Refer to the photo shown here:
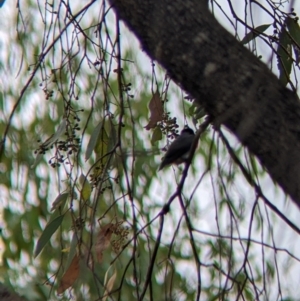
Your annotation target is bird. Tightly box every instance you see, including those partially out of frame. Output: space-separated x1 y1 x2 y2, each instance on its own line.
159 126 195 170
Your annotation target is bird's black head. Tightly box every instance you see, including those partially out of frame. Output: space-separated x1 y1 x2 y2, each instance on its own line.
181 126 194 135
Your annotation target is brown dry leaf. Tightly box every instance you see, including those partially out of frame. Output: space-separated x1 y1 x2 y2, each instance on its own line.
144 91 164 130
57 254 80 295
95 224 114 263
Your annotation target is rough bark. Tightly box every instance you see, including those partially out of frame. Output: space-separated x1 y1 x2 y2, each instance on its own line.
109 0 300 206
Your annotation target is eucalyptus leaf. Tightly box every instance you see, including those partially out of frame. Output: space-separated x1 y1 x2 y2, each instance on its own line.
151 126 162 145
85 121 103 161
34 215 64 258
79 174 92 201
241 24 271 45
50 192 69 212
277 25 292 86
286 17 300 47
43 118 67 147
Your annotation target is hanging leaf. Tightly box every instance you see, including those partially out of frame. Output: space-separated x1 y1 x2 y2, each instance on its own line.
85 121 103 161
95 127 110 171
65 233 79 269
144 91 164 130
34 215 64 257
287 17 300 47
88 119 114 184
79 174 92 201
189 102 206 120
277 25 293 86
57 254 80 294
286 17 300 64
95 224 114 263
188 102 196 116
31 119 67 168
107 122 117 152
241 24 271 45
50 192 69 212
104 123 117 169
94 126 109 155
43 118 67 147
30 152 43 169
151 126 162 145
103 264 117 301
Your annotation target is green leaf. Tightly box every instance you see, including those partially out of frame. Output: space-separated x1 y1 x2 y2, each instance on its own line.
93 122 111 171
266 260 275 278
30 152 43 169
43 118 67 147
151 126 162 145
287 17 300 47
85 121 103 161
79 174 92 201
287 17 300 64
244 288 254 301
189 102 206 120
31 119 67 168
50 192 69 212
95 126 109 155
107 123 117 152
34 215 64 258
277 25 293 86
188 103 196 116
65 233 79 269
241 24 271 45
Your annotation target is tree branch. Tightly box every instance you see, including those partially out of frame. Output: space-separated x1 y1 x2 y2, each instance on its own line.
109 0 300 206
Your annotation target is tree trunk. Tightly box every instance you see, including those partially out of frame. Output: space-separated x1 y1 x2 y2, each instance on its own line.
109 0 300 206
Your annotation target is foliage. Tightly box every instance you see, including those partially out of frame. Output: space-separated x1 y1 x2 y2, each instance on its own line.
1 1 300 301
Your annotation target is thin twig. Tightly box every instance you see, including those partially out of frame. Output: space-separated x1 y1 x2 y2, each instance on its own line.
218 129 300 236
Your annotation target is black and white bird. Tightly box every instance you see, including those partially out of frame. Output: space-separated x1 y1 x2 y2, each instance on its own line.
159 126 195 170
